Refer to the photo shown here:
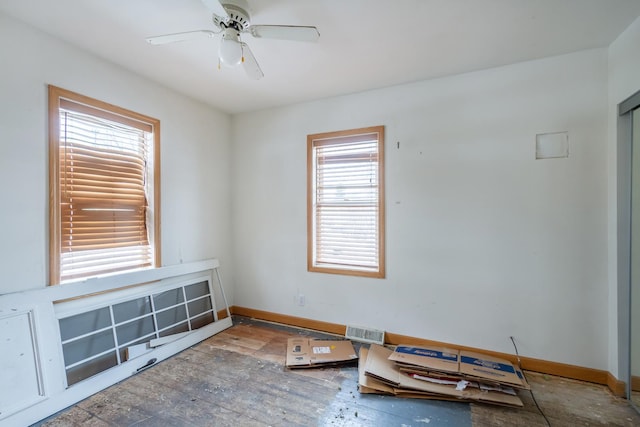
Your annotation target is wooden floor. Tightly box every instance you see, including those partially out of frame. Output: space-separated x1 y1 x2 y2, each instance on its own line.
39 316 640 426
632 391 640 409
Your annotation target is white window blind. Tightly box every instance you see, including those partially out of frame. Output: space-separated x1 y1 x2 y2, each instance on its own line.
58 104 153 282
308 126 385 277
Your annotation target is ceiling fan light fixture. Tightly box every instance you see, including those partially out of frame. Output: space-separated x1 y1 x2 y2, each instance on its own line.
219 28 242 66
147 0 319 79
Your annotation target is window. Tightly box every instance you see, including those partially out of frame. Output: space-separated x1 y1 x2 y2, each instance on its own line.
58 280 214 386
307 126 385 278
48 86 160 284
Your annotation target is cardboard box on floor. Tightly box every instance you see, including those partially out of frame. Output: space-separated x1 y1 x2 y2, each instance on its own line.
459 350 529 389
389 344 530 390
358 347 461 401
389 344 459 375
362 344 524 407
285 338 358 368
357 347 394 395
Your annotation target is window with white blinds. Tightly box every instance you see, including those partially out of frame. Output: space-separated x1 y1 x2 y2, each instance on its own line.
49 86 160 284
307 126 385 278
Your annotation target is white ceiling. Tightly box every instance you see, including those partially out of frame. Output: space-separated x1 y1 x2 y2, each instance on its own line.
2 0 640 114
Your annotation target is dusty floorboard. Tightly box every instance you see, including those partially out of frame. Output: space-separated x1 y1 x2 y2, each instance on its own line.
38 316 640 426
470 371 639 427
632 391 640 409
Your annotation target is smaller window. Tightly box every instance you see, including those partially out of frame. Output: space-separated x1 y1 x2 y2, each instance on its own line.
307 126 385 278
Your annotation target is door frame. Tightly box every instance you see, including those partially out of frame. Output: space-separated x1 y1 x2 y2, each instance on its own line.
618 88 640 404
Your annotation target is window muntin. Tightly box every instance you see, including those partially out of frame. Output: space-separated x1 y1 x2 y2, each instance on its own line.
307 126 385 278
49 86 160 284
57 279 215 386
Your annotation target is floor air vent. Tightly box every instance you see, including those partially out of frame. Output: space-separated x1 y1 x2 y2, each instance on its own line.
345 325 385 345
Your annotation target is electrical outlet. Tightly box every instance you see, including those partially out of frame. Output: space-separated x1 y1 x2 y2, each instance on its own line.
297 294 305 306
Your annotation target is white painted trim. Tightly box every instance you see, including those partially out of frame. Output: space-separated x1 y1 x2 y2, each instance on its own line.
149 331 191 347
7 317 233 427
54 272 212 317
0 259 231 427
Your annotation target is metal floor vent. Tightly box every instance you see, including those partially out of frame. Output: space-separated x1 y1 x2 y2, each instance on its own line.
345 325 385 345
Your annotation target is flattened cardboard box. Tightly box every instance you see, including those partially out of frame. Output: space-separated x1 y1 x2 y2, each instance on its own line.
389 345 529 390
364 344 523 407
365 344 467 397
358 347 394 395
285 338 358 368
388 344 459 374
459 351 525 388
359 347 459 401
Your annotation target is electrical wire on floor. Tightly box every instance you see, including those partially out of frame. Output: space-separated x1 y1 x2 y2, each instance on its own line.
510 336 551 427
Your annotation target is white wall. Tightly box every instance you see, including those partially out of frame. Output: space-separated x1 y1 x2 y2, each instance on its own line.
0 13 234 300
232 49 609 370
0 7 626 374
608 16 640 378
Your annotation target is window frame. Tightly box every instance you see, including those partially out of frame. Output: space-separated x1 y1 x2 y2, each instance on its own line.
307 125 385 278
48 85 161 285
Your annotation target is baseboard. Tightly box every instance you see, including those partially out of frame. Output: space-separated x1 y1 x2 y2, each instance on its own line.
217 307 231 320
632 375 640 392
230 306 346 335
610 372 628 396
228 305 628 397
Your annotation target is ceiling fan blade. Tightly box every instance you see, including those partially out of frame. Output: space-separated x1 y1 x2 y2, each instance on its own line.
240 42 264 80
146 30 217 45
249 25 320 42
201 0 228 18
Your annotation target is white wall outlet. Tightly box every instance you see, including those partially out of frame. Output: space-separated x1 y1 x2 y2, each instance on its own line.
297 294 305 306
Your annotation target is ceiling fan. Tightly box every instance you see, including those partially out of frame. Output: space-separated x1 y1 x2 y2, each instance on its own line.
146 0 320 80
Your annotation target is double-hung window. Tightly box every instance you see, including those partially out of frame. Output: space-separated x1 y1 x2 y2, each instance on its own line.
307 126 385 278
48 85 160 284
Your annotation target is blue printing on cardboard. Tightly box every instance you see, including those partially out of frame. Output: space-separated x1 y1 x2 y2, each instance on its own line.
395 346 458 362
460 356 516 374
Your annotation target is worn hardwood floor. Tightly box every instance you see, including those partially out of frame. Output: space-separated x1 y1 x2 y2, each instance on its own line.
631 391 640 409
38 316 640 426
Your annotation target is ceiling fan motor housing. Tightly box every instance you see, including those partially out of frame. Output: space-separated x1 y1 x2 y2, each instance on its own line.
213 3 251 32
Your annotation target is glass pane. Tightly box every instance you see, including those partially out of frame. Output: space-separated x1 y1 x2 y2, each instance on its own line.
191 312 215 330
156 305 187 330
59 307 111 341
187 297 212 317
158 322 189 337
185 281 210 301
113 296 152 324
153 288 184 310
62 329 115 367
116 315 155 346
66 351 118 386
